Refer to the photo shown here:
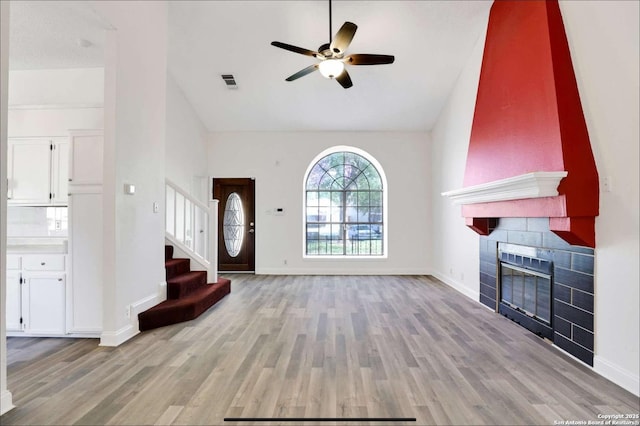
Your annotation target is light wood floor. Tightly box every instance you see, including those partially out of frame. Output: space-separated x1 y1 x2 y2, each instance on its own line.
1 275 638 425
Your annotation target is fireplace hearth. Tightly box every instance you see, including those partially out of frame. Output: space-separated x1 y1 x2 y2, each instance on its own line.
479 218 595 366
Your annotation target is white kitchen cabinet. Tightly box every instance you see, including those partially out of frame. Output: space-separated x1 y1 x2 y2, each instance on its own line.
51 140 69 204
23 274 66 335
5 254 67 336
6 270 23 332
67 129 103 334
69 130 103 186
7 137 69 205
68 192 103 333
7 139 51 204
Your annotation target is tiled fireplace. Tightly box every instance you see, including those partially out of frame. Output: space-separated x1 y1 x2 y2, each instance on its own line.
479 217 595 366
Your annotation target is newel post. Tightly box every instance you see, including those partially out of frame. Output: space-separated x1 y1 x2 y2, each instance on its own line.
208 199 219 283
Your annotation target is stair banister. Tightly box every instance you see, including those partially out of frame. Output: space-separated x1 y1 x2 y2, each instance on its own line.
165 178 219 283
208 199 219 283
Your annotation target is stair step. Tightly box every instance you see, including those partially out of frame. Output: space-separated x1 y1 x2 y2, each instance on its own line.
165 245 174 261
138 278 231 331
165 258 190 280
167 270 207 299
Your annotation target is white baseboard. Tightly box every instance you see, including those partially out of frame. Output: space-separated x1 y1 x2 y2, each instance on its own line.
594 355 640 397
0 389 14 415
100 284 166 347
431 270 480 301
100 324 137 347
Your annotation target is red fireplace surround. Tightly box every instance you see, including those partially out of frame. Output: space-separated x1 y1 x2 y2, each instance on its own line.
452 0 599 248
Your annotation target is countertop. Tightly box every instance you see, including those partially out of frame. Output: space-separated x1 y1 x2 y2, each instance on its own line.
7 238 68 254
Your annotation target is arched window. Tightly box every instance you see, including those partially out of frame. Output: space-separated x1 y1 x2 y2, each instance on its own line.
304 146 387 257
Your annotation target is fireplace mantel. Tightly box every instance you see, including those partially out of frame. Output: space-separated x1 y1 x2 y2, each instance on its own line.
441 171 568 205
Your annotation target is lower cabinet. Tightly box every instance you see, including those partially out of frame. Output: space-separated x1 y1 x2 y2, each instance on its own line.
5 270 22 332
23 274 66 334
5 254 67 335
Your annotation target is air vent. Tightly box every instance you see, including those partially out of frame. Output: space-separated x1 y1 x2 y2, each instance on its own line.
221 74 238 89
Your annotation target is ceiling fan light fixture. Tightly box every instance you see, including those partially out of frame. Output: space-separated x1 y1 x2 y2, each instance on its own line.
318 59 345 79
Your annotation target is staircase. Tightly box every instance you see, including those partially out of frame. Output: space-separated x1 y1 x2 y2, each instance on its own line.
138 245 231 331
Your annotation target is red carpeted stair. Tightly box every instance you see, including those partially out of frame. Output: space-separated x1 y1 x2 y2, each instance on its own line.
138 245 231 331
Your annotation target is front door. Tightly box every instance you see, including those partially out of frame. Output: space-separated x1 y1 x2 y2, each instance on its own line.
213 178 255 272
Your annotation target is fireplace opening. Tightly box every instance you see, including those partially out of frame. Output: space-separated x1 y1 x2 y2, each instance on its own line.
498 243 553 340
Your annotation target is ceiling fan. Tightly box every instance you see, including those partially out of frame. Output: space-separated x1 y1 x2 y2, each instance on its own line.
271 0 395 89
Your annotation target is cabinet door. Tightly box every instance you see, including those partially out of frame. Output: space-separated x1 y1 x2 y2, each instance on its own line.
69 193 103 333
8 139 52 204
51 139 69 205
6 271 23 332
69 131 103 185
24 274 66 334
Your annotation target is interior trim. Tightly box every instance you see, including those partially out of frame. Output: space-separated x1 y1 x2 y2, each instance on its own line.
441 171 568 205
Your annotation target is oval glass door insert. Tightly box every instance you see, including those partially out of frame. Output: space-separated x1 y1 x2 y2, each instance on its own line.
223 192 245 257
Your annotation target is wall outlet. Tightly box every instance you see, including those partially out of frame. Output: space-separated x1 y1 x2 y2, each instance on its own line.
283 259 288 265
125 305 131 319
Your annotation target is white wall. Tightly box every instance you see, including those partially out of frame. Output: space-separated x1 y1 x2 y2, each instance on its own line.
430 14 488 302
165 73 208 200
209 132 431 275
8 68 104 106
559 0 640 395
92 1 168 346
7 68 104 137
0 0 14 416
431 1 639 395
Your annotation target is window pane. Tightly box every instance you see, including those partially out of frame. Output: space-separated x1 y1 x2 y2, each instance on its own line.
345 191 359 207
306 206 320 221
370 207 383 222
319 172 335 189
223 192 245 258
357 191 370 207
306 191 319 206
307 165 325 189
370 191 382 207
357 207 369 222
364 165 383 189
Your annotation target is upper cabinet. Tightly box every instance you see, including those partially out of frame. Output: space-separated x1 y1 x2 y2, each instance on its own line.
8 137 69 206
68 130 103 186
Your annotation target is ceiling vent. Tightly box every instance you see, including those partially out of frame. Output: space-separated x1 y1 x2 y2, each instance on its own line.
221 74 238 89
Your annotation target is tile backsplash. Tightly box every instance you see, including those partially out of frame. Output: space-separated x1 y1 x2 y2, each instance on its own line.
7 206 68 237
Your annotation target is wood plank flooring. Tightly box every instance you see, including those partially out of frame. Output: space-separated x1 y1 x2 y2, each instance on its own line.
1 275 638 425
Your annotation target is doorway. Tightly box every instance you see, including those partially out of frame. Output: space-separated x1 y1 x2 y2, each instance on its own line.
213 178 255 272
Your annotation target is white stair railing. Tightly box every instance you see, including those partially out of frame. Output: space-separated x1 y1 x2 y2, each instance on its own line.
165 179 218 283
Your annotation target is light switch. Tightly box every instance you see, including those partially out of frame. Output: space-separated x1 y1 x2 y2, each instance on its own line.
124 183 135 195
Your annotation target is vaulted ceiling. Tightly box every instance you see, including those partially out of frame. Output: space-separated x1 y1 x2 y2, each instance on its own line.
8 0 493 133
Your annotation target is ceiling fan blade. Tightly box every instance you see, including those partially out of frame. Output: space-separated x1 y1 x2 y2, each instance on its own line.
271 41 321 58
345 54 395 65
330 22 357 56
285 64 319 82
335 69 353 89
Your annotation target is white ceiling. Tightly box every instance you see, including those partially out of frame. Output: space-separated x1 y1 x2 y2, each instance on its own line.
9 0 493 133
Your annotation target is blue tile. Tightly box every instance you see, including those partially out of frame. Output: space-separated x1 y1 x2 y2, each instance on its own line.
572 253 594 274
